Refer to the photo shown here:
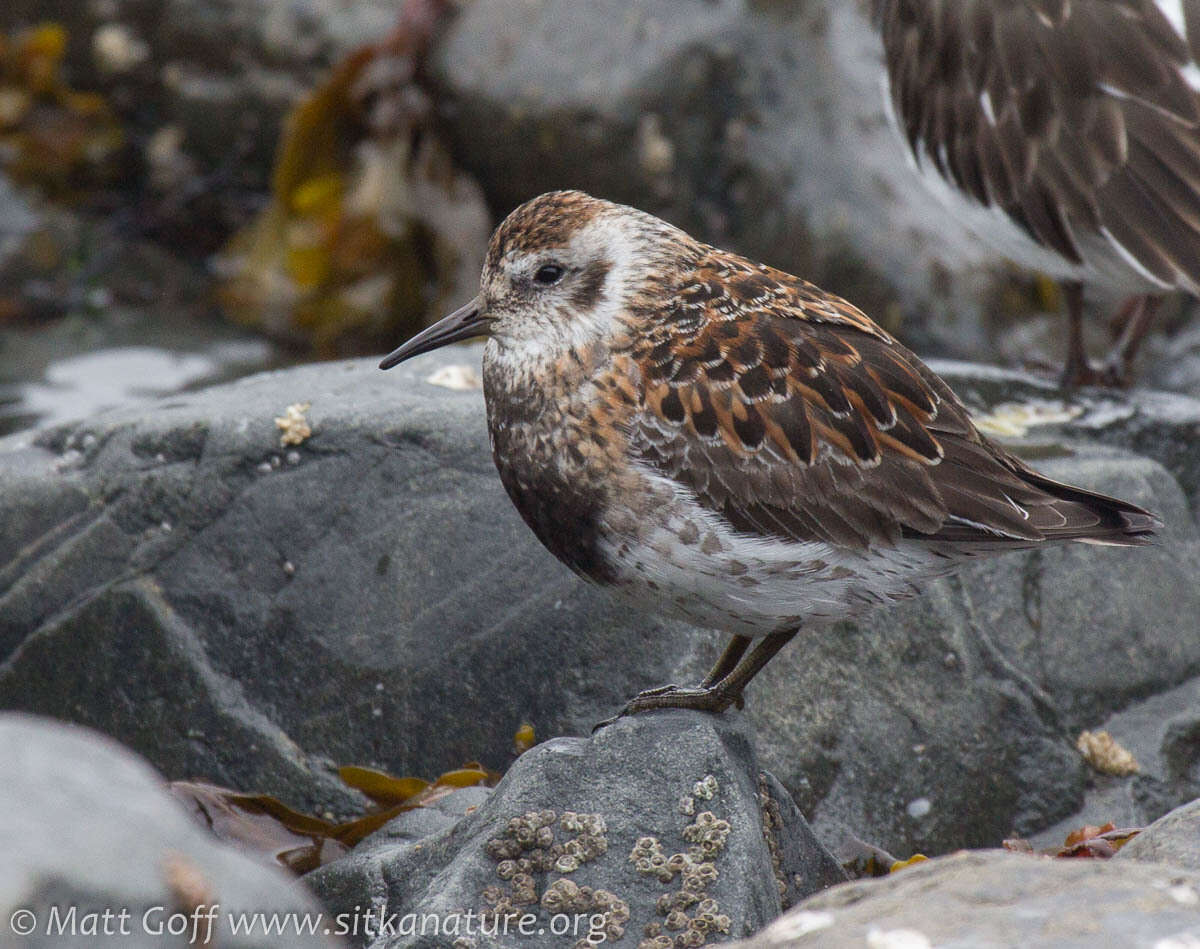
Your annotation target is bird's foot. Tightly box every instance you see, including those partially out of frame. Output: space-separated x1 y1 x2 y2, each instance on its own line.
1058 355 1130 390
1056 292 1156 390
592 683 743 732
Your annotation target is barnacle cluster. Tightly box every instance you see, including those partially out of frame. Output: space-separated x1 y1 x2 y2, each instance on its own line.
631 775 734 949
639 892 732 949
682 812 731 860
757 774 791 905
541 879 631 945
482 809 624 944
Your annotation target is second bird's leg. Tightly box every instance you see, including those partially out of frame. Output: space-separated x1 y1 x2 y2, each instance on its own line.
595 629 799 727
1059 284 1160 388
1099 294 1160 387
1058 280 1093 389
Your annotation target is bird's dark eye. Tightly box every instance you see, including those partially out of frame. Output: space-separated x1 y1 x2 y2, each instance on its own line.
533 264 565 285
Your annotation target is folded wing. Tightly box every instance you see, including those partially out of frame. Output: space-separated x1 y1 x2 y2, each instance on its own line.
626 254 1158 551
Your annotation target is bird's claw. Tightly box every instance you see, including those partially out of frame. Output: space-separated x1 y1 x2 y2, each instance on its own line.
1058 358 1131 390
592 683 740 732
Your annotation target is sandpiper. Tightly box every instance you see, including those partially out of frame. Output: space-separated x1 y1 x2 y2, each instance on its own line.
874 0 1200 387
380 190 1158 718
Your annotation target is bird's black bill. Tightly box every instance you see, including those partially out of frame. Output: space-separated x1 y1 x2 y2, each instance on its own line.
379 297 487 369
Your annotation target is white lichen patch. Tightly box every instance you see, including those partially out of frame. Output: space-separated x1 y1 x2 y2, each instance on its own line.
971 399 1082 438
762 910 834 942
274 401 312 446
1155 935 1200 949
906 797 932 820
637 113 675 176
426 363 482 390
1166 884 1200 906
92 23 149 74
1076 729 1140 776
866 927 933 949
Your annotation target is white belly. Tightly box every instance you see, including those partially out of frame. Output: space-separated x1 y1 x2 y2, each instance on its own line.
598 467 947 636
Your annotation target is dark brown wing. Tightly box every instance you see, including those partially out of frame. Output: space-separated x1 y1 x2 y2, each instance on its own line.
876 0 1200 287
624 254 1158 551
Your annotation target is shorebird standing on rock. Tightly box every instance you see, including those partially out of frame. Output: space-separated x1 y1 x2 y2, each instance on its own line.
874 0 1200 387
380 190 1158 720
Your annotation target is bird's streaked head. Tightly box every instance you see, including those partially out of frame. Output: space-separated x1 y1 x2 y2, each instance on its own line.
379 190 688 370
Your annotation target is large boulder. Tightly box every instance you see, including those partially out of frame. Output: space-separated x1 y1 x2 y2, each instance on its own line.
0 714 336 948
1 348 1197 857
0 346 714 815
735 850 1200 948
307 709 846 949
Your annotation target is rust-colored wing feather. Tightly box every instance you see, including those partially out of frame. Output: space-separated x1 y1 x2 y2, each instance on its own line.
876 0 1200 289
623 252 1157 551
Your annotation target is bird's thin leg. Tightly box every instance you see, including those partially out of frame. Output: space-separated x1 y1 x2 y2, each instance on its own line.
1100 294 1160 387
1106 295 1140 341
700 634 752 688
704 628 797 701
594 629 799 728
1058 280 1092 388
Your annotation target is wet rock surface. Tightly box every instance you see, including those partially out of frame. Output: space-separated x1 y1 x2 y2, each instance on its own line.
0 713 335 948
1 347 1198 860
737 850 1200 948
306 709 846 949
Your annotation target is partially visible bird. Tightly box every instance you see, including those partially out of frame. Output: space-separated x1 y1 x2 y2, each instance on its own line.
380 190 1158 719
874 0 1200 387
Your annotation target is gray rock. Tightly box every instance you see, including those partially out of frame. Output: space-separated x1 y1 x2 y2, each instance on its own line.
1146 320 1200 400
737 850 1200 948
0 346 716 816
0 713 335 948
1029 676 1200 848
1118 798 1200 872
306 709 846 949
1 350 1197 856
